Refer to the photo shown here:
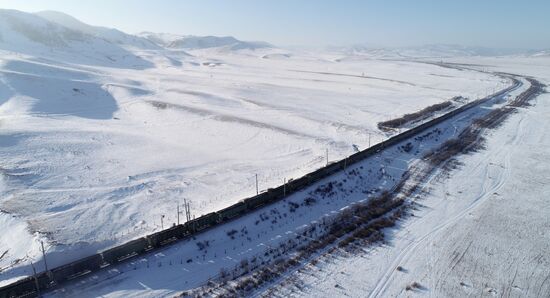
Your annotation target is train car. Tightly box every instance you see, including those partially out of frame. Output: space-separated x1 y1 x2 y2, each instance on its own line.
101 237 149 264
308 166 331 182
188 212 218 232
0 277 36 298
146 225 186 248
261 188 279 205
51 254 103 283
217 201 247 221
266 185 285 203
35 272 52 292
286 175 309 192
243 192 270 210
324 160 343 175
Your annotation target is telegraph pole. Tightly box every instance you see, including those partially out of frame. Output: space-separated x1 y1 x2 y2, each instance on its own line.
177 203 180 225
344 156 347 171
31 261 40 296
40 241 48 272
326 148 329 166
255 174 259 195
161 215 165 230
283 178 286 196
368 133 371 148
184 199 191 222
184 199 187 221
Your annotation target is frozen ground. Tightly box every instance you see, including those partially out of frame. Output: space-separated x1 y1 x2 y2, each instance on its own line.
0 10 508 286
37 65 524 297
268 59 550 297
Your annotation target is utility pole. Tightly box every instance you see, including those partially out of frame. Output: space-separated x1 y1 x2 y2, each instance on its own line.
255 174 259 195
40 241 48 272
161 215 165 230
184 199 191 222
177 203 180 225
187 201 191 221
369 133 371 148
283 178 286 196
184 199 187 222
326 148 329 166
31 261 40 296
344 156 347 171
183 199 187 222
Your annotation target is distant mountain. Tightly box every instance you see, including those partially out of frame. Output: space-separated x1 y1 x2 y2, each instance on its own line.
0 9 86 49
531 50 550 57
137 31 182 48
140 32 273 51
333 44 541 59
35 11 160 50
0 9 155 68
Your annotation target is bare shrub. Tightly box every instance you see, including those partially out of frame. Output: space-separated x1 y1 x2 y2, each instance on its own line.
378 100 454 131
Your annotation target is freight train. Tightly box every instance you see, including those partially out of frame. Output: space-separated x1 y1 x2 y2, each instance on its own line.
0 77 520 298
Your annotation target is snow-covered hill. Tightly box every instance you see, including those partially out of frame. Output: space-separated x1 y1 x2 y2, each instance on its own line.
531 49 550 57
2 9 548 296
140 32 272 51
0 9 154 68
35 10 160 50
333 44 544 60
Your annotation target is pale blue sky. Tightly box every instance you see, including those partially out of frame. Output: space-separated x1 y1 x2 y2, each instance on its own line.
0 0 548 48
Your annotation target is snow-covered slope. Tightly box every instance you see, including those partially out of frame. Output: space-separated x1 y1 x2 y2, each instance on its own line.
0 9 532 292
0 9 154 68
36 72 528 297
288 92 550 298
531 49 550 57
137 31 182 47
333 44 542 60
265 59 550 297
140 32 272 51
35 10 160 50
0 9 87 49
171 35 271 50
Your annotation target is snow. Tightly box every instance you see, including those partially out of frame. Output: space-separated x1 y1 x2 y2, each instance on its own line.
35 11 160 50
328 44 547 60
264 60 550 297
1 9 546 296
138 32 272 51
0 45 503 282
42 73 524 297
0 9 155 68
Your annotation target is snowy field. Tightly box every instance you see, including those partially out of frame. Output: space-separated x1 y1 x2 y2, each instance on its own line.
35 64 525 297
0 10 510 286
267 58 550 297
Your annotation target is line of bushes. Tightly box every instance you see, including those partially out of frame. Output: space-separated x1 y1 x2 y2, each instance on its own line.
378 99 458 131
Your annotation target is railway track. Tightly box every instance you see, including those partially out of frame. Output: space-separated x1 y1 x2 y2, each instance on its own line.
0 71 527 298
368 76 545 298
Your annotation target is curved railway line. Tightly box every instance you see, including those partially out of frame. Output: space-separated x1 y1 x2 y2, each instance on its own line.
1 68 543 298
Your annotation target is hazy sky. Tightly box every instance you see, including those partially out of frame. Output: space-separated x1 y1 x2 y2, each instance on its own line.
0 0 549 48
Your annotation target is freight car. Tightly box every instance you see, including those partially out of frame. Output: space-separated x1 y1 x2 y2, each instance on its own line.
146 225 185 248
0 277 36 298
51 254 103 283
217 201 247 221
101 237 149 264
187 212 218 232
